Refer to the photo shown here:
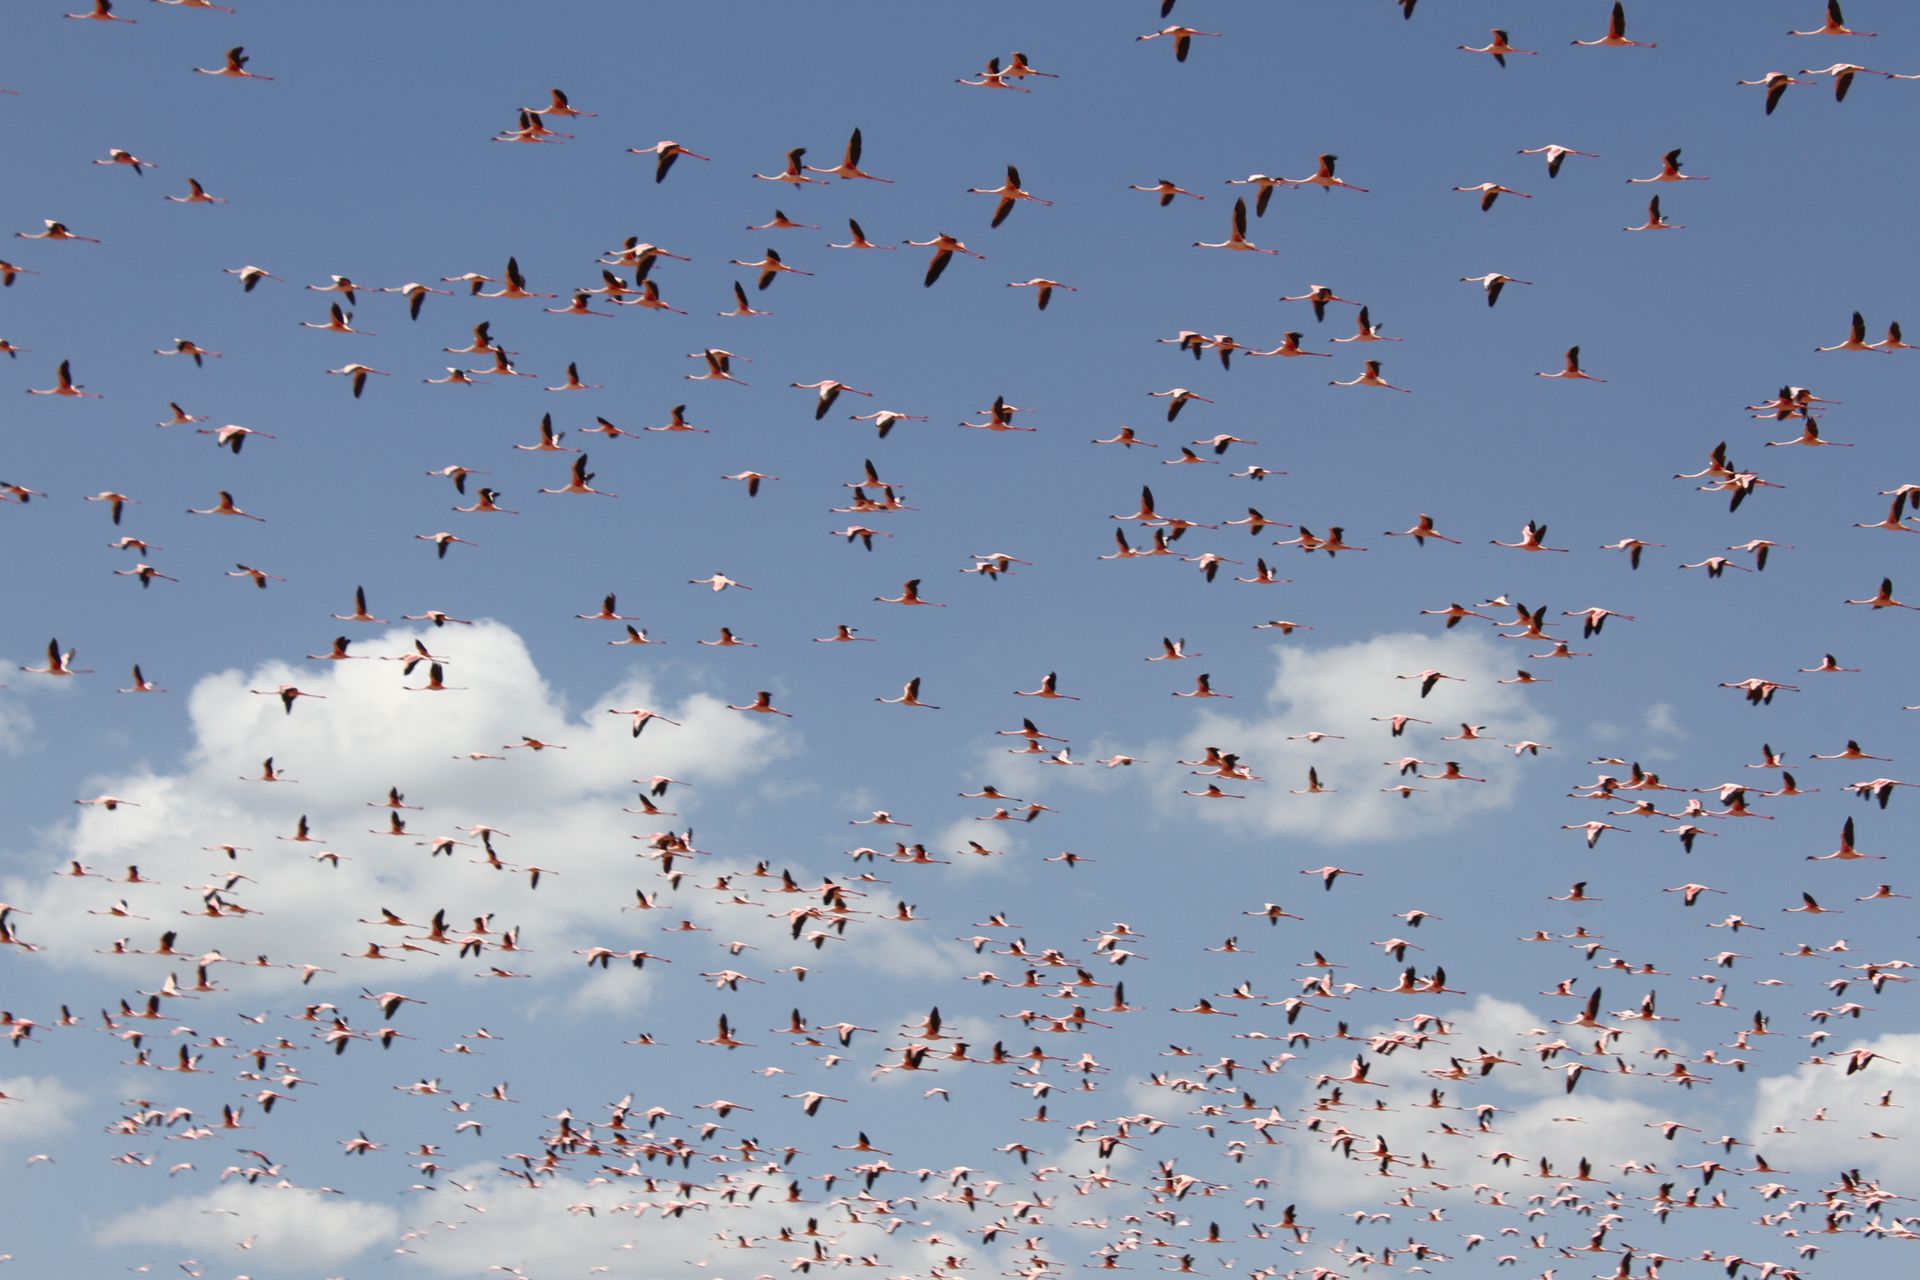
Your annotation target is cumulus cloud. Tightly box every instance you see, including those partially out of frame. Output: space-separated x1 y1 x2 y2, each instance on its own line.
1138 630 1553 842
100 1181 400 1268
1748 1032 1920 1186
1244 993 1718 1212
0 621 796 983
0 696 32 757
0 1075 84 1146
391 1164 1006 1280
1644 702 1685 739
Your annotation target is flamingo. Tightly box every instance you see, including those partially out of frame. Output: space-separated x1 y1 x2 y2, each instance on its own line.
722 471 777 497
1329 360 1410 393
1799 62 1893 101
753 147 826 188
1284 154 1367 194
968 165 1052 227
1536 346 1605 382
804 128 892 182
198 424 274 454
955 56 1028 92
118 664 164 693
875 579 944 607
1791 2 1876 37
16 219 100 243
1007 279 1074 310
851 410 926 438
1816 312 1877 352
478 256 552 300
415 532 476 559
1460 273 1532 307
1518 144 1599 178
828 218 895 250
1003 51 1057 80
1149 388 1213 421
1247 333 1329 359
66 0 134 19
1872 321 1917 352
905 234 983 286
1454 183 1531 211
1737 71 1808 114
1624 195 1683 231
21 639 91 676
1194 199 1273 252
93 147 154 175
1224 173 1293 217
746 209 820 231
26 360 101 398
727 692 791 718
627 141 710 183
1130 179 1203 206
1572 3 1655 49
1331 306 1399 343
718 281 772 317
186 489 264 521
877 678 939 710
326 364 389 398
193 46 271 79
300 303 374 336
1627 149 1708 183
165 178 226 204
1137 27 1220 62
1461 29 1537 67
687 348 749 385
1845 578 1919 610
1387 515 1461 547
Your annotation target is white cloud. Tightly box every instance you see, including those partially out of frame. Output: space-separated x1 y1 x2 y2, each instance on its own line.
1141 631 1552 843
0 1074 84 1146
0 696 32 757
391 1165 1009 1280
0 621 796 983
928 817 1024 879
100 1181 400 1268
555 961 664 1018
1749 1032 1920 1186
1644 702 1684 739
1212 993 1722 1213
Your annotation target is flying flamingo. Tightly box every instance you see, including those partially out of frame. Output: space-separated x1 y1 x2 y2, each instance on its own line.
1460 273 1532 307
1799 63 1894 100
1790 2 1875 37
1330 360 1410 392
1461 29 1537 67
967 165 1052 227
828 219 895 250
905 234 983 286
1537 346 1605 382
627 141 710 183
1136 26 1220 62
804 129 892 182
1284 154 1367 194
1737 71 1808 114
26 360 100 398
193 46 272 79
1519 144 1599 178
1194 199 1273 252
1572 4 1655 49
1624 195 1683 231
1454 183 1530 212
1129 179 1203 206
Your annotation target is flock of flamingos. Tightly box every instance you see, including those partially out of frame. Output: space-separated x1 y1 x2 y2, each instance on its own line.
4 2 1920 1279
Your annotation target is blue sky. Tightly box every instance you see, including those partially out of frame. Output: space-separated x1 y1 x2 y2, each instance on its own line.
3 2 1920 1277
